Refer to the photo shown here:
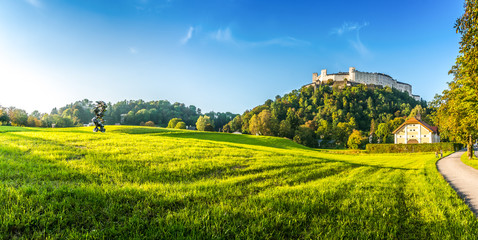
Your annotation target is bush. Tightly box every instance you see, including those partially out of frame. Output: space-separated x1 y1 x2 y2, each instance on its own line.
293 126 317 148
196 116 214 131
145 121 155 127
204 124 214 132
347 130 362 149
175 121 186 129
167 118 182 128
366 142 463 153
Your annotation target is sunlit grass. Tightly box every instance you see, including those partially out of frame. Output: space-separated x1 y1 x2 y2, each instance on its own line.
461 152 478 170
0 125 477 239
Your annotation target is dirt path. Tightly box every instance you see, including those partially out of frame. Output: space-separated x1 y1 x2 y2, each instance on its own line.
437 150 478 216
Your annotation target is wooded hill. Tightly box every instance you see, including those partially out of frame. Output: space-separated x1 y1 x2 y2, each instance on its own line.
58 99 238 131
224 84 430 148
1 99 237 132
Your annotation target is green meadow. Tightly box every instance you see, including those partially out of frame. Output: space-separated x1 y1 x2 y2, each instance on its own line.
461 153 478 170
0 126 477 239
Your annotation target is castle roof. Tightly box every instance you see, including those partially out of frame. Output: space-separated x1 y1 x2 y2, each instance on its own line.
328 72 349 75
397 81 411 86
356 70 393 79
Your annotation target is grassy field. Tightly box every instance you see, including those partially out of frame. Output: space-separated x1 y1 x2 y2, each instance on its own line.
0 126 477 239
461 152 478 170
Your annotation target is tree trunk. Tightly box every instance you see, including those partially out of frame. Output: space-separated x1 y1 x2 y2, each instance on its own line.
467 134 474 159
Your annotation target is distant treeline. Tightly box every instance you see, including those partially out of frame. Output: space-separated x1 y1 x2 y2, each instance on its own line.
0 99 237 131
223 84 432 148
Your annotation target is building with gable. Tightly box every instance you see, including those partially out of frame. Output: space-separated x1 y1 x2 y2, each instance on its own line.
392 117 440 144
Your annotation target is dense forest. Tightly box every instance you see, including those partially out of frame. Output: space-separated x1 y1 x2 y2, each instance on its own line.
0 99 237 131
223 84 432 148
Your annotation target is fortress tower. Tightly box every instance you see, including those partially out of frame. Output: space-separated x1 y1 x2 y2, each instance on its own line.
349 67 356 81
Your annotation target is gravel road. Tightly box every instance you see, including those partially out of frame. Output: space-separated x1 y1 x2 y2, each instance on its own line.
437 150 478 217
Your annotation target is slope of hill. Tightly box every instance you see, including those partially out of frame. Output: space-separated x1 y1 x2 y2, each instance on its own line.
225 84 430 148
0 126 476 239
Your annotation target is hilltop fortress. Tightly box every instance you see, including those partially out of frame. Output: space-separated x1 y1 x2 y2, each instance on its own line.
308 67 421 101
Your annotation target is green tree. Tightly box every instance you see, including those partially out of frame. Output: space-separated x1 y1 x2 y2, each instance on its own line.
258 109 278 136
168 118 182 128
370 118 377 135
27 116 42 127
333 122 352 146
248 114 261 135
293 126 317 148
196 115 214 131
8 108 28 126
408 105 425 119
230 115 243 132
437 0 478 159
388 118 405 133
375 123 390 143
175 121 186 129
316 119 331 140
278 120 294 139
347 129 363 149
0 108 9 125
204 124 214 131
222 124 231 133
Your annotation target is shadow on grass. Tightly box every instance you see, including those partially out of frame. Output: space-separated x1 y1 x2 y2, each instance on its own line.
109 126 307 150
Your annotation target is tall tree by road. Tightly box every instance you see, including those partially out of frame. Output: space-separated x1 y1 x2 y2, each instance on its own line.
437 0 478 159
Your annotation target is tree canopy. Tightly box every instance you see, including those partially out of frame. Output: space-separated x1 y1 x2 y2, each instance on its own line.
227 84 426 148
435 0 478 159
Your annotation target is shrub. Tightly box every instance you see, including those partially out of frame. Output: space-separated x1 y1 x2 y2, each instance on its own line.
293 126 317 148
223 124 231 133
204 124 214 132
175 121 186 129
347 130 362 149
366 142 463 153
145 121 155 127
197 116 214 131
167 118 182 128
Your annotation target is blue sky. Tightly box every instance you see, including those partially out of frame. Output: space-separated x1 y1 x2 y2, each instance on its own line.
0 0 463 114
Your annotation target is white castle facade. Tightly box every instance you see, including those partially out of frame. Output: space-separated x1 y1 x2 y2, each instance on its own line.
310 67 421 101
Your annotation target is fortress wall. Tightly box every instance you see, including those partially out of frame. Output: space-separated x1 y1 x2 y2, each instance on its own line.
318 73 350 82
311 67 419 100
330 74 349 82
354 71 381 85
395 83 412 94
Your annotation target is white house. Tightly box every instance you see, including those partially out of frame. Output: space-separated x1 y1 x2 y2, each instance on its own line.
392 117 440 144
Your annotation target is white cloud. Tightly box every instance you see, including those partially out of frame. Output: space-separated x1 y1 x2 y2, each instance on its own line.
349 33 369 56
25 0 42 8
180 27 194 44
212 27 234 42
254 36 310 47
129 47 138 54
331 22 369 35
209 27 308 47
331 21 371 57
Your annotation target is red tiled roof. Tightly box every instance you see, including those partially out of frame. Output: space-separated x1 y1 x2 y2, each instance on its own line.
392 117 438 134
